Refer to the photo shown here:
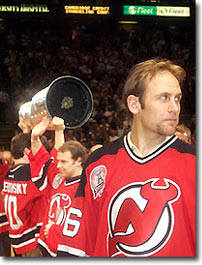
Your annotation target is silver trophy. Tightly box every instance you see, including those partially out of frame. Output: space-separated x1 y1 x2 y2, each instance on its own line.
19 76 93 129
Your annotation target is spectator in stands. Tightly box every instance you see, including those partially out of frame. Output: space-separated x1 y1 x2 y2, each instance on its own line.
0 20 195 149
175 123 192 144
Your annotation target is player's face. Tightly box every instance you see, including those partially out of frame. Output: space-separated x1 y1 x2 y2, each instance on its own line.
57 151 78 179
139 71 182 137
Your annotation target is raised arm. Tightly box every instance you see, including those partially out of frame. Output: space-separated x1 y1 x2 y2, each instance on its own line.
52 117 65 150
18 117 31 133
31 116 51 155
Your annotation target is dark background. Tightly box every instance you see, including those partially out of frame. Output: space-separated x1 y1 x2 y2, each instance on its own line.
0 0 196 148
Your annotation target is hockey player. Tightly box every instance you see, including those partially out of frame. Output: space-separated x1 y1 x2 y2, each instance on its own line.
29 116 88 256
0 152 11 256
3 132 49 256
57 58 196 257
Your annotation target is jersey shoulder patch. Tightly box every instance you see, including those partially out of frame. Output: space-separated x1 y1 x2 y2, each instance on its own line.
52 174 63 189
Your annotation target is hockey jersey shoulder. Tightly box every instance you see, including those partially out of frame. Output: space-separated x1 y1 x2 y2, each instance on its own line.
75 137 124 198
169 138 195 155
5 164 31 182
88 137 124 165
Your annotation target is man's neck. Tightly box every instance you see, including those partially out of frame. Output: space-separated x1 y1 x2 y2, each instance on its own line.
129 130 168 157
65 168 82 180
13 157 29 167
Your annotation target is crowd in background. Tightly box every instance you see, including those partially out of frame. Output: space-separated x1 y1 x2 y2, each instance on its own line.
0 19 196 149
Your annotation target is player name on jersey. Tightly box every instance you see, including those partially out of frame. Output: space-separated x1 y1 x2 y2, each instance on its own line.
3 181 27 194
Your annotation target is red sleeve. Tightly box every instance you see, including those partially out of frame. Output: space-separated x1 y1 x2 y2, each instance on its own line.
28 145 51 178
0 161 9 233
0 161 9 187
0 195 9 233
47 223 63 254
50 148 58 163
29 145 57 193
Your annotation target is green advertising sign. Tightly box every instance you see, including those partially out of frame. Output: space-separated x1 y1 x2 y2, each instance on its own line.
123 5 157 16
123 5 190 17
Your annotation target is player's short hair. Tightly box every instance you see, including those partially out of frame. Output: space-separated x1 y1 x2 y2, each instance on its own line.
11 133 31 159
58 140 88 167
122 58 186 110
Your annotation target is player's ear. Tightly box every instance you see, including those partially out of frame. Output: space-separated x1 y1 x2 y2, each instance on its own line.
23 147 30 156
75 157 82 167
127 95 141 115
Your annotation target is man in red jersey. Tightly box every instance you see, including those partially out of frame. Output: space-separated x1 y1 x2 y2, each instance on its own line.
28 116 88 256
0 152 11 256
57 58 196 257
3 131 49 256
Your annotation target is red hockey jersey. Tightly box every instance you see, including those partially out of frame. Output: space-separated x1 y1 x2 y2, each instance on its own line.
57 135 196 257
0 196 9 234
3 158 52 254
0 159 9 187
38 175 81 256
28 145 81 256
0 159 9 234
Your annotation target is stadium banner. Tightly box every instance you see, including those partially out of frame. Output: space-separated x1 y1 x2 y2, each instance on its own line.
64 5 110 15
123 5 190 17
0 4 50 13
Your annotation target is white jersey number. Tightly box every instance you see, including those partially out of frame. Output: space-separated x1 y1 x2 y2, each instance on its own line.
63 207 82 237
4 194 23 230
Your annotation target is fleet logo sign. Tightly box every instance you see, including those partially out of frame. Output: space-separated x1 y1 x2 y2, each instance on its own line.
157 6 190 17
123 5 190 17
125 6 156 16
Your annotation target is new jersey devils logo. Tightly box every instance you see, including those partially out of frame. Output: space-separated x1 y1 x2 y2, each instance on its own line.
107 178 181 257
49 193 71 225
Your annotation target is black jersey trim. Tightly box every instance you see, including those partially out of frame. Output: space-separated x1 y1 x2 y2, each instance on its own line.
38 238 56 257
0 213 8 225
65 176 81 186
169 138 195 155
38 243 52 257
74 172 86 198
57 250 78 257
32 158 53 190
75 138 124 198
5 164 31 182
87 137 124 166
9 223 42 246
124 135 178 164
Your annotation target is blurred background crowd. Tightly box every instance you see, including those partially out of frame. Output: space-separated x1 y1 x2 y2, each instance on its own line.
0 1 196 151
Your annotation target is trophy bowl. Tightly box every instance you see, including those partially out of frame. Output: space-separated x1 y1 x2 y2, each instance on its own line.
19 76 94 129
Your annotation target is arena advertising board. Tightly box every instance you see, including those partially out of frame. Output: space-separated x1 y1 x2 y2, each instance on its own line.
123 5 190 17
64 5 110 15
0 4 50 13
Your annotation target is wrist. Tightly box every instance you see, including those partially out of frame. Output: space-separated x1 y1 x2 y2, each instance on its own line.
23 128 31 133
31 137 40 143
55 126 65 131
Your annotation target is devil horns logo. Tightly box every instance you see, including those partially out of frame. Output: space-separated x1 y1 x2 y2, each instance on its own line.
49 194 71 225
107 178 181 257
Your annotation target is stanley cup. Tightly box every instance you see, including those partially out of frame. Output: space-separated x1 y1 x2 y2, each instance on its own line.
19 76 93 129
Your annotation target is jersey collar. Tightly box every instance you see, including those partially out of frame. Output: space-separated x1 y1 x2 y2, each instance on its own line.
65 175 81 186
124 132 178 164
